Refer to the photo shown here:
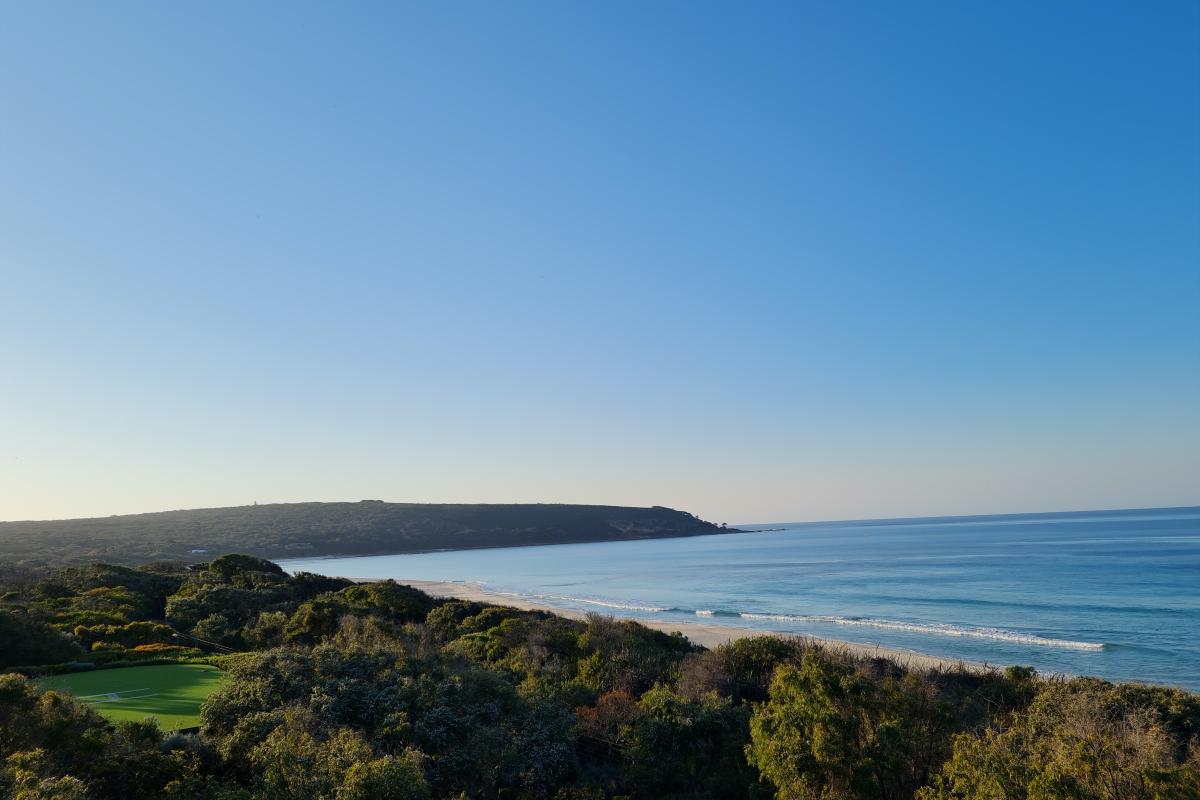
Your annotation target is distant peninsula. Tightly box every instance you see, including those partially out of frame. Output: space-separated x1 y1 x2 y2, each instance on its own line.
0 501 741 567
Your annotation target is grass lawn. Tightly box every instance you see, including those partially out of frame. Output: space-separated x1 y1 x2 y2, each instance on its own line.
37 663 227 730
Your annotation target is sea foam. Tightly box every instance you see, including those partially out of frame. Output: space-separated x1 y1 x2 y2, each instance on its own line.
482 586 1103 651
538 594 673 613
737 613 1104 650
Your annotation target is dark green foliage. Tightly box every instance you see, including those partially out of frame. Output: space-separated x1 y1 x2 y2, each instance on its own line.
0 674 104 775
246 708 431 800
747 651 959 800
620 685 758 799
291 571 356 601
0 502 735 566
0 673 236 800
285 582 436 643
31 564 186 615
71 620 176 649
576 615 696 695
208 554 286 581
0 610 82 668
679 635 809 703
3 555 1197 800
425 600 488 641
165 555 334 649
338 749 432 800
919 678 1200 800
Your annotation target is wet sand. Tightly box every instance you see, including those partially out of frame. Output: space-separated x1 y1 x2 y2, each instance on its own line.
399 578 987 674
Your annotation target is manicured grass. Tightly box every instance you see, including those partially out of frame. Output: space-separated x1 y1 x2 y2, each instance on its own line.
37 664 227 730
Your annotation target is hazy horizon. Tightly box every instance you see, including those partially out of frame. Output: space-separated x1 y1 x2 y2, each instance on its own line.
4 497 1199 529
3 2 1198 524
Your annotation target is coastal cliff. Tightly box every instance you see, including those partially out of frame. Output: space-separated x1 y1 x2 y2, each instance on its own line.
0 501 739 566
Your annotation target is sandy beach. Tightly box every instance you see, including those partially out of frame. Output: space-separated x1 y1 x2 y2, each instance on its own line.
398 578 987 674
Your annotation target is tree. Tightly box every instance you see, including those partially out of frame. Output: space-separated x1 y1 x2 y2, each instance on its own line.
576 615 695 694
508 702 577 798
207 554 286 582
284 582 435 644
336 751 430 800
192 613 242 649
249 710 432 800
2 750 89 800
747 652 951 800
0 611 82 668
621 685 757 799
679 635 805 704
0 676 204 799
919 679 1200 800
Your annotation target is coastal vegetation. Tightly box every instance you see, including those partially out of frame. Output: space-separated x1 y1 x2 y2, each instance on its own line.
2 554 1197 799
0 502 733 567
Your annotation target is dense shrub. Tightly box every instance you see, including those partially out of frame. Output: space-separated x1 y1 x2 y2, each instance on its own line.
919 679 1200 800
3 556 1198 800
0 610 82 669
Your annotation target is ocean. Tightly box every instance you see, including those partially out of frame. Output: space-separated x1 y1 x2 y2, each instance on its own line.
279 506 1200 691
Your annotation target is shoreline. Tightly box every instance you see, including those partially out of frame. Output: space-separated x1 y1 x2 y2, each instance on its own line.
266 526 748 565
395 578 989 674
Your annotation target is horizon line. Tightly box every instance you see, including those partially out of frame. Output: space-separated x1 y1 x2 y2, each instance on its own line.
2 499 1196 529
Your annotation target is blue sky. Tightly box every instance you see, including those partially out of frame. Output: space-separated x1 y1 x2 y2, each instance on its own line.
2 2 1197 523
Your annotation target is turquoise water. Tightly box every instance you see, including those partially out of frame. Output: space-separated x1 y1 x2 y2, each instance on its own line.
280 506 1200 690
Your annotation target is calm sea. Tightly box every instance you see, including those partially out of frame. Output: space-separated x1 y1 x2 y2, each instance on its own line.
279 506 1200 691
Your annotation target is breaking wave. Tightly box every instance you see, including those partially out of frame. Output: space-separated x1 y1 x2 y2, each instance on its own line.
486 587 1105 651
537 594 674 613
737 613 1104 650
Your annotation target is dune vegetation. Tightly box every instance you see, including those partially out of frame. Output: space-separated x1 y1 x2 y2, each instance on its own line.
1 554 1197 799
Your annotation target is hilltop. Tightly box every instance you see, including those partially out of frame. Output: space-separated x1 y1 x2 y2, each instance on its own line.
0 501 737 566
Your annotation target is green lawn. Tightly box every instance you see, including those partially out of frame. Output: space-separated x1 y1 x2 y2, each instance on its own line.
38 664 227 730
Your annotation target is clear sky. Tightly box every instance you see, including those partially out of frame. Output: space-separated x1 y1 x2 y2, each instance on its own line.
2 2 1198 524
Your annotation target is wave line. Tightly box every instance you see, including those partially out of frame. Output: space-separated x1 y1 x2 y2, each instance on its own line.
537 594 673 613
738 613 1104 650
